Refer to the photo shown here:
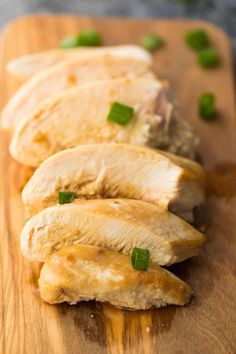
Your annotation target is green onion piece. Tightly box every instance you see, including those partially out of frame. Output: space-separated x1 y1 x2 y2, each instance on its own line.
77 29 102 46
131 247 150 271
60 36 80 49
60 29 102 49
198 93 216 121
107 102 134 126
198 48 220 68
185 29 209 51
142 35 164 52
59 191 76 204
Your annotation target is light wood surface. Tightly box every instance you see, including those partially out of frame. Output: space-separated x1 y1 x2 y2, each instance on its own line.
0 15 236 354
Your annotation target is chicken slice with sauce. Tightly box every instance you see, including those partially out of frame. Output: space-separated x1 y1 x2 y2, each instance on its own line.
1 53 153 131
7 45 152 81
10 77 174 167
39 244 192 309
22 144 205 221
20 199 205 265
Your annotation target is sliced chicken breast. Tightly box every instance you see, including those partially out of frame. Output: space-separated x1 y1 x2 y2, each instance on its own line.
22 144 206 221
1 54 153 131
39 244 192 309
10 78 173 167
7 45 152 81
21 199 205 265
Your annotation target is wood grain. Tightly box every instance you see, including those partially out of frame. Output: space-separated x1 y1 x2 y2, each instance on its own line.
0 15 236 354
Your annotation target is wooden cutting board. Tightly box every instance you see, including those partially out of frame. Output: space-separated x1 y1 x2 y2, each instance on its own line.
0 15 236 354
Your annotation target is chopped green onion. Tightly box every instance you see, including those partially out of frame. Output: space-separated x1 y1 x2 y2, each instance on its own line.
198 48 220 68
77 29 102 46
131 247 150 271
60 29 102 49
142 35 164 52
60 36 80 49
107 102 134 126
185 29 209 51
198 93 216 121
59 191 76 204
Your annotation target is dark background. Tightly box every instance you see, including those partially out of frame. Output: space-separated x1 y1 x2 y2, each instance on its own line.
0 0 235 58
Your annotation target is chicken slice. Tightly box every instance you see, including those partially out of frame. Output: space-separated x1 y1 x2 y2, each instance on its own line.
22 144 205 221
1 54 153 131
39 244 192 309
21 198 205 265
10 77 173 167
7 45 152 81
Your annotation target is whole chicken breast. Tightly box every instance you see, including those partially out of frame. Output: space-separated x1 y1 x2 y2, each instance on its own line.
39 244 192 309
21 199 205 265
7 45 152 81
10 77 173 167
22 144 205 221
1 53 153 131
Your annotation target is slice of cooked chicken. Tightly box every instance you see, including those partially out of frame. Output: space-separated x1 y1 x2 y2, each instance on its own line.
1 54 153 131
20 199 205 265
22 144 205 221
7 45 152 81
10 77 173 167
39 244 192 309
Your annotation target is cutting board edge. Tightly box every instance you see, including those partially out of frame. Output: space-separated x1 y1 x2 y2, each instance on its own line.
0 13 234 50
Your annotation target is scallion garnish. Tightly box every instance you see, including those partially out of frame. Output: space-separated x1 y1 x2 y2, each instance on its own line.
131 247 150 271
141 35 164 52
198 93 216 121
77 29 102 46
60 29 102 49
107 102 134 126
59 191 75 204
185 29 209 51
198 48 220 68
